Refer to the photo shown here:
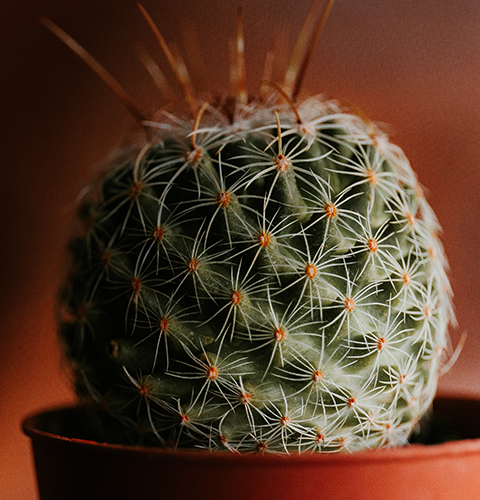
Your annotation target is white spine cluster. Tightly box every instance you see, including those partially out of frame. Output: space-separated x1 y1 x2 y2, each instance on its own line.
60 96 453 453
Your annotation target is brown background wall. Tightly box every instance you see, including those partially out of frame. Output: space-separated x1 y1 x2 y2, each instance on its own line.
2 0 480 497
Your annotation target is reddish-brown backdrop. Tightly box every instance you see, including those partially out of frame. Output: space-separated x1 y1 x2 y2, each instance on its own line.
2 0 480 498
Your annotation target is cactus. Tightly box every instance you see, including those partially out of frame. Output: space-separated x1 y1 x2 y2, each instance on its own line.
53 1 453 453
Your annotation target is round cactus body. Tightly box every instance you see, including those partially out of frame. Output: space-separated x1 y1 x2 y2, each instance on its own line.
60 93 453 453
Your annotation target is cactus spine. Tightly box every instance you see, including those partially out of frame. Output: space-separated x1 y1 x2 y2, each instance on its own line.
55 1 453 453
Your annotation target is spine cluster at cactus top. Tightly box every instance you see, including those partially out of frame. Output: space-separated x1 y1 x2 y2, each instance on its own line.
59 94 453 453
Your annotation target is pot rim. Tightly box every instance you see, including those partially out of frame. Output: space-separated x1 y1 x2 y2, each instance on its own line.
23 393 480 466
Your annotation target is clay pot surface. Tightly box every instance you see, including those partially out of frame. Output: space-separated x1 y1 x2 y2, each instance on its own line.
23 395 480 500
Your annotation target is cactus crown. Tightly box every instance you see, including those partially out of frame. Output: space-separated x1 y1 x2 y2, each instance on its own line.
51 0 454 453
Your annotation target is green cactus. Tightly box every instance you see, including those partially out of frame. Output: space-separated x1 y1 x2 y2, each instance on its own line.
55 2 453 453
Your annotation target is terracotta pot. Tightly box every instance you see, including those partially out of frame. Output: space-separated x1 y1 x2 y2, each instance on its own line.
23 394 480 500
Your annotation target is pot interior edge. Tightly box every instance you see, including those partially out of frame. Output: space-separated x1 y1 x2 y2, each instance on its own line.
22 395 480 464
